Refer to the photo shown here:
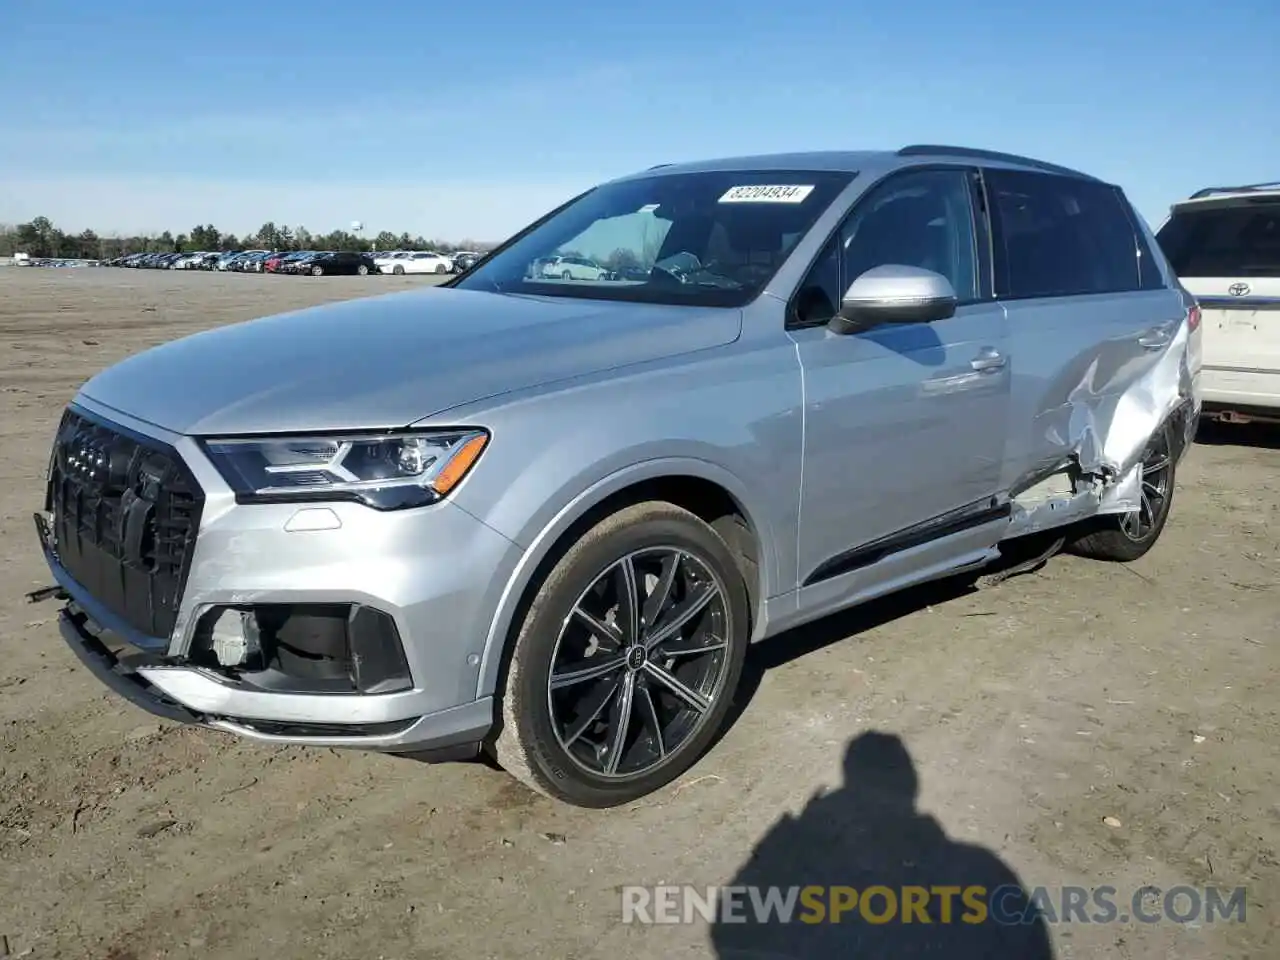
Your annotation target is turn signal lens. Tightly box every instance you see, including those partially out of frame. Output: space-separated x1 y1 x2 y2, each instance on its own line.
432 434 488 495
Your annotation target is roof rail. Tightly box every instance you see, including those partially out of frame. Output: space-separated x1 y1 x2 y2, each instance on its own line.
896 144 1093 179
1189 182 1280 199
647 163 674 170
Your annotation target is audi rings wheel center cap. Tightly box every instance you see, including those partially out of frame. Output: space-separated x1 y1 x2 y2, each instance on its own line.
626 646 647 671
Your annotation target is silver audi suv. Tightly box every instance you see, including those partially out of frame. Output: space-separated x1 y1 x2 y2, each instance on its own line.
36 145 1201 807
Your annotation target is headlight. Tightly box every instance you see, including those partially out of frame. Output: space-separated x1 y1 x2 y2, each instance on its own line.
202 429 488 510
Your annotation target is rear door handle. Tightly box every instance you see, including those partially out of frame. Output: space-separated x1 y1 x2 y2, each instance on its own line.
1137 324 1173 349
970 347 1006 373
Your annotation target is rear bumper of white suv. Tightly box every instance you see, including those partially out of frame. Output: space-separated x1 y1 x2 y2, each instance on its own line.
1200 365 1280 419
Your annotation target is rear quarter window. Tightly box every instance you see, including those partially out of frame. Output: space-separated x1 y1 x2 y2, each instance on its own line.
1156 201 1280 278
986 168 1144 299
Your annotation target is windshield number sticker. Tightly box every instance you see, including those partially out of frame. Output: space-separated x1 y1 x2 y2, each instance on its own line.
718 184 815 204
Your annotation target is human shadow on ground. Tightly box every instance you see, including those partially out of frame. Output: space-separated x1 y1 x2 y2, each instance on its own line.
709 731 1055 959
722 529 1067 736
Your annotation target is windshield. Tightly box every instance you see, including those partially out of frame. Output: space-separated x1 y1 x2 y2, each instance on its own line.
454 169 855 307
1157 199 1280 278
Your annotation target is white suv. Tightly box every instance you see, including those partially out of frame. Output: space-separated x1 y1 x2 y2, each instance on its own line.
1157 183 1280 424
541 255 610 280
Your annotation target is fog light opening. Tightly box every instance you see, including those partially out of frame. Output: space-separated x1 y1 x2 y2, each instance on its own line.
189 603 412 694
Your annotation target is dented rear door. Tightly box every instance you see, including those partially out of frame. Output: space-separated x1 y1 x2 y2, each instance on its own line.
1000 290 1183 490
983 168 1186 492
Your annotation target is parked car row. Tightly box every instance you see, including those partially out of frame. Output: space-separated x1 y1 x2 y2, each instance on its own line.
104 250 378 274
15 257 101 268
105 252 225 269
101 248 486 275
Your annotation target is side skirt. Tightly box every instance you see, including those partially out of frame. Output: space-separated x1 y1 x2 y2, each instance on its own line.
803 498 1010 587
763 507 1008 640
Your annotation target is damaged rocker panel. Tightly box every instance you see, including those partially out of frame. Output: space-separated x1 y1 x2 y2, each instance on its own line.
803 397 1195 587
803 497 1011 587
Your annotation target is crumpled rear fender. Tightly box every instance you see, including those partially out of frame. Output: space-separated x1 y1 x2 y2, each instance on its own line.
1005 310 1197 538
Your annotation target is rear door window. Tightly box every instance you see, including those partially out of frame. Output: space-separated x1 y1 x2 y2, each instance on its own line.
1156 201 1280 278
986 169 1143 298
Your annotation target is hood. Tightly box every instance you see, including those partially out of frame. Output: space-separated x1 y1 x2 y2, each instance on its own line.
77 287 741 435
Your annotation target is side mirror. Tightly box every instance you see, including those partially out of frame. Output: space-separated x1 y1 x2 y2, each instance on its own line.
828 264 958 335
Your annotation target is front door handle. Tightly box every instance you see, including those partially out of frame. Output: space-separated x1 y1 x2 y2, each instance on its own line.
970 347 1006 373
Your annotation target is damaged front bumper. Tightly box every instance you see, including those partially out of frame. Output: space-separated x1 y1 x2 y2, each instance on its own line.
33 509 495 762
50 594 490 760
58 600 200 725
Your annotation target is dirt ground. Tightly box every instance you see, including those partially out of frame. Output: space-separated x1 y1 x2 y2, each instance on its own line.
0 268 1275 960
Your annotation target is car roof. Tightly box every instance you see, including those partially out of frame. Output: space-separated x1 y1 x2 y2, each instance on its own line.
1173 182 1280 210
611 144 1099 183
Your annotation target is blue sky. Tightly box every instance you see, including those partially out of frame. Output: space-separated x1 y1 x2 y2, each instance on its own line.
1 0 1276 242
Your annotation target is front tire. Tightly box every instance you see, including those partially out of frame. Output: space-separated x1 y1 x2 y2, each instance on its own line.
311 265 323 277
1070 422 1176 561
393 265 405 275
493 502 750 807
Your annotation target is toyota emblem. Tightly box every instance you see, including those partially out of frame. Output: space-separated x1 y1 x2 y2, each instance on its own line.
1228 282 1251 297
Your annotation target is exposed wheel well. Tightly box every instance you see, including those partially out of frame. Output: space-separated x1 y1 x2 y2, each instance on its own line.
560 476 760 606
486 476 762 717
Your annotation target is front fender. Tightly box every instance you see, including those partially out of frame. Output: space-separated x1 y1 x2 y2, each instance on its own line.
472 455 778 701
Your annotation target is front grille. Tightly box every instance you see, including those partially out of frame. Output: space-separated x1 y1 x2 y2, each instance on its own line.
45 408 205 641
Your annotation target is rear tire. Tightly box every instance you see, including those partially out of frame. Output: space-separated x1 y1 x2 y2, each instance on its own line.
492 502 750 807
357 264 369 276
1070 422 1176 562
435 264 447 274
